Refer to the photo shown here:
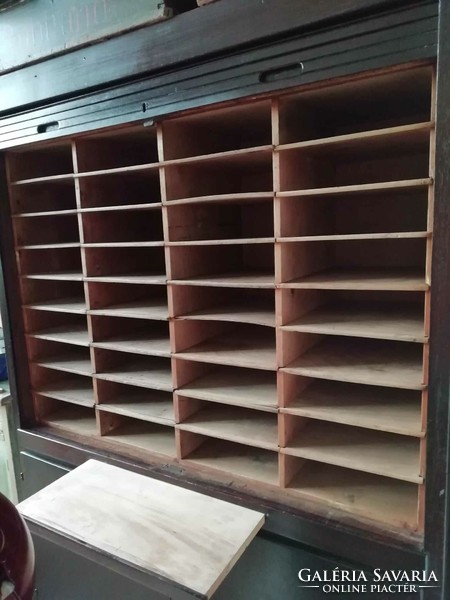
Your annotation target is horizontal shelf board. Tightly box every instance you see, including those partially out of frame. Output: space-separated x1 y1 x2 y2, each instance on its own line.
176 329 277 371
85 273 166 285
79 203 162 213
168 237 274 246
39 405 97 437
170 271 275 289
179 405 278 450
277 122 433 153
185 437 279 486
88 299 168 320
29 325 90 347
18 242 80 250
277 179 432 198
165 192 274 207
281 380 422 437
82 241 164 248
179 300 275 327
281 268 427 291
76 162 160 179
282 421 421 483
283 338 425 390
25 298 87 314
12 173 75 186
35 379 94 407
92 333 171 358
282 303 425 342
95 360 173 391
34 353 92 377
13 209 79 218
288 462 418 530
22 271 83 281
163 144 273 167
102 421 176 457
178 368 277 412
98 393 174 425
279 232 429 243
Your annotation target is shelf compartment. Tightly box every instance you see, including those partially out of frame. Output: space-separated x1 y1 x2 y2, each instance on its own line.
166 197 273 244
163 149 272 201
84 246 166 284
17 247 83 280
168 242 274 288
78 171 161 209
95 379 174 425
75 126 158 172
170 285 275 327
278 66 432 145
280 375 422 436
281 336 425 390
14 213 80 248
81 208 163 244
87 282 168 320
98 411 176 457
29 339 92 376
20 279 86 314
10 180 77 215
91 316 170 357
161 100 271 160
281 418 421 483
24 310 90 347
283 458 419 530
277 188 428 239
34 398 97 437
8 142 74 182
31 366 94 407
177 399 278 450
179 432 279 486
173 321 277 371
93 348 172 391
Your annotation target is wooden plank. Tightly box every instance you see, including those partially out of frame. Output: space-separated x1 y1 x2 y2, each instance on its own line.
179 404 278 451
163 145 273 166
283 338 425 389
95 358 173 391
88 299 168 320
34 379 94 408
79 203 163 213
34 352 92 377
85 274 166 285
168 237 275 246
281 380 422 437
18 459 265 598
99 418 176 458
92 332 171 358
37 404 97 436
282 420 421 483
166 192 274 206
21 271 83 281
29 324 90 347
25 298 86 314
282 303 425 342
98 392 175 426
179 299 275 327
170 272 275 288
18 243 81 250
280 232 429 242
276 178 432 198
83 242 165 248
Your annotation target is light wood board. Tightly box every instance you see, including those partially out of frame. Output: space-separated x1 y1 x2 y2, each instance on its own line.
89 299 168 320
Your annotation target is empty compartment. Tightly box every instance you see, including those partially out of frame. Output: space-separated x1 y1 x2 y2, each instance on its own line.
84 246 166 283
277 189 428 239
277 238 427 290
96 379 174 425
91 316 170 357
78 171 161 209
87 282 168 320
282 457 419 530
10 181 77 215
93 348 172 391
14 213 80 247
278 67 432 144
172 321 277 371
279 373 422 437
23 309 89 346
176 397 278 450
34 397 97 436
8 142 74 182
278 289 426 342
281 416 421 483
31 365 94 407
82 207 163 244
161 100 272 159
164 150 272 201
280 332 425 390
168 242 274 287
170 285 275 327
76 126 158 172
166 197 274 242
18 247 83 280
178 431 279 486
21 279 86 313
28 339 92 377
98 411 176 457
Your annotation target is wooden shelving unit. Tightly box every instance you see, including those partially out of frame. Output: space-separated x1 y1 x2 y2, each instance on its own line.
5 65 435 534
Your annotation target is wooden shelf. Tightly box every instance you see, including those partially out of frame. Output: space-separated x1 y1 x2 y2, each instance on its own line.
34 351 92 377
29 325 90 347
76 163 160 178
89 298 168 320
18 243 81 250
170 272 275 288
282 303 425 342
287 461 418 530
281 268 427 291
281 380 422 437
38 404 97 437
276 179 432 199
25 298 86 314
22 271 83 281
184 436 279 486
92 332 171 357
178 367 277 412
85 273 166 285
176 327 277 371
166 192 274 207
98 391 174 425
163 145 273 167
83 242 164 249
169 238 274 246
100 418 176 457
283 338 425 389
13 209 79 218
282 420 421 483
280 232 429 243
79 202 162 213
179 299 275 327
95 357 173 391
35 378 95 407
12 174 75 186
179 404 278 451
